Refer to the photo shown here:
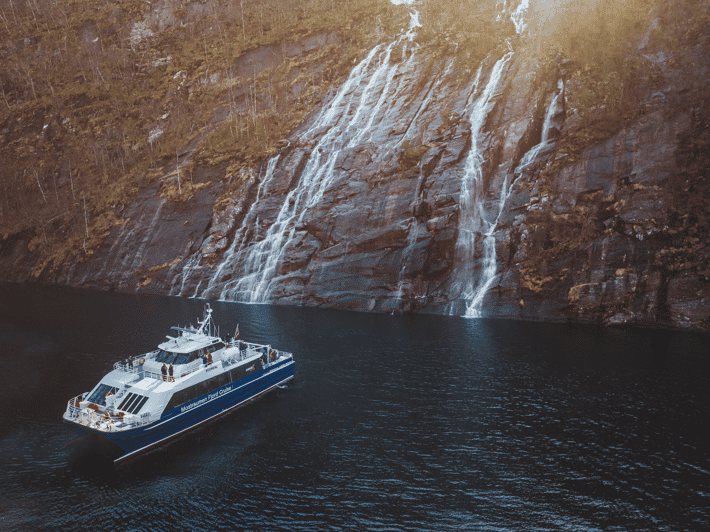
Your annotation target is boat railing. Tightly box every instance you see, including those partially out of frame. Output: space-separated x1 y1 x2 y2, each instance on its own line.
64 397 120 431
122 411 160 428
143 370 174 382
143 361 205 382
113 361 141 373
222 343 292 367
66 397 160 430
64 393 86 419
113 351 159 373
222 344 262 366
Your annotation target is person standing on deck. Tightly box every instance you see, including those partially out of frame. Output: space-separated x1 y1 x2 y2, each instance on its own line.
168 364 174 382
161 363 167 381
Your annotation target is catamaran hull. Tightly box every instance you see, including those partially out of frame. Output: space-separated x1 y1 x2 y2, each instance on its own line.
65 359 295 466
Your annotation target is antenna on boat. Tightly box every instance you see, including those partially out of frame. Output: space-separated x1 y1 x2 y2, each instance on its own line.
198 303 213 335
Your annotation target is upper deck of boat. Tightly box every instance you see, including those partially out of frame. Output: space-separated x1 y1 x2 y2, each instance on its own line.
157 326 224 353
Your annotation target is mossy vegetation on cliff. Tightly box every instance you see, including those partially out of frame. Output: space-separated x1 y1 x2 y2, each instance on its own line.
415 0 513 67
538 0 709 160
512 0 710 325
0 0 405 277
531 0 710 210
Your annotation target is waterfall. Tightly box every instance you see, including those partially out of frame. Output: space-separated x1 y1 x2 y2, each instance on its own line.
461 72 563 318
456 0 532 318
175 0 543 316
510 0 530 34
541 83 562 143
170 156 278 298
394 217 420 305
497 0 530 34
515 81 563 176
453 51 513 318
195 2 422 304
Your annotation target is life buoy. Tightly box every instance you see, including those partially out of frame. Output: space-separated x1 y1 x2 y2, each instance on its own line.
137 357 145 365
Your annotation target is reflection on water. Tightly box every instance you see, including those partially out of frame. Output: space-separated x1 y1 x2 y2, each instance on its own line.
1 283 709 531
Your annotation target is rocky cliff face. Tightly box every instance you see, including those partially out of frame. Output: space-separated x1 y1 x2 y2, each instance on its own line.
2 0 709 331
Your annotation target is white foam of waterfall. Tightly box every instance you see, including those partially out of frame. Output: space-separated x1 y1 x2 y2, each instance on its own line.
497 0 529 34
496 0 508 20
172 156 280 298
541 85 562 143
389 0 422 29
202 156 280 298
464 172 514 318
515 83 562 175
464 82 563 317
454 51 514 318
199 4 421 303
172 252 202 297
394 217 419 305
510 0 530 34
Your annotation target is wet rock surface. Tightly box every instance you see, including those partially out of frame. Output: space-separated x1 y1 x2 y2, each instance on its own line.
2 18 710 332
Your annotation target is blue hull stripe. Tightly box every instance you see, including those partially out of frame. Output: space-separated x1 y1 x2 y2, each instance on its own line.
115 372 294 465
152 358 291 430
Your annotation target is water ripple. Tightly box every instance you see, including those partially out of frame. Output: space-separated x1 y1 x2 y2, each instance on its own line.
1 285 709 530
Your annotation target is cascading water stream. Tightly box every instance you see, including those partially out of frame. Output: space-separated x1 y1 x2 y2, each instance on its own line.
194 155 280 298
514 80 563 175
196 2 422 304
496 0 529 34
462 68 563 318
456 0 533 318
510 0 530 34
453 52 513 318
541 85 562 142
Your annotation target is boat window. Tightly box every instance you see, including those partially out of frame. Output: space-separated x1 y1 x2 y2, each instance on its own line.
164 358 267 412
118 393 139 412
156 349 188 365
172 353 191 365
87 384 118 406
164 364 255 412
132 395 149 414
117 392 149 415
155 350 172 363
227 359 264 383
207 342 225 353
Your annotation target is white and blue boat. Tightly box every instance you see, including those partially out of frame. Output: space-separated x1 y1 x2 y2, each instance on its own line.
63 304 295 465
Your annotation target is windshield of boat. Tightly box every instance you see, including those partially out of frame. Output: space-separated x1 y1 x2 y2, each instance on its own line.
154 349 193 365
154 341 226 365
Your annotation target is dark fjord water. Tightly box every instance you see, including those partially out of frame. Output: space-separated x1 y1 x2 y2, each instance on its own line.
0 284 709 531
